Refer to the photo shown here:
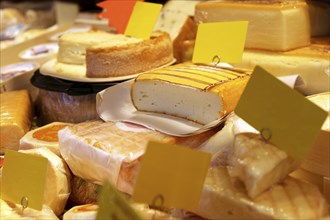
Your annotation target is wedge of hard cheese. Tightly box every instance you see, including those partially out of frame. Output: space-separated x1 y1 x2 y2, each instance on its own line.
131 63 251 125
0 90 32 154
195 0 311 51
228 133 298 199
195 166 329 220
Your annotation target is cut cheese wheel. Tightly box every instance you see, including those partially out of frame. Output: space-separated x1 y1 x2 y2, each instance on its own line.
19 148 71 216
132 63 251 125
0 90 32 154
19 122 70 156
195 0 311 51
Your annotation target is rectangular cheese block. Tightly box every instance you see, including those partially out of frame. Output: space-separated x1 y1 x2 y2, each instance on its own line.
195 0 311 51
233 39 330 95
131 63 251 125
58 120 216 195
194 166 329 219
0 90 32 154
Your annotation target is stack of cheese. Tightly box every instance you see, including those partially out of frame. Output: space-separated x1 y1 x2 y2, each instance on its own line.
175 0 330 95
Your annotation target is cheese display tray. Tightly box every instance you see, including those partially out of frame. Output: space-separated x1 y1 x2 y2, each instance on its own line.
40 58 176 83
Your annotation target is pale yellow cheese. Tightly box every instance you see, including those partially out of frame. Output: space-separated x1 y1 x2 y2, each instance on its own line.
195 1 311 51
0 90 32 154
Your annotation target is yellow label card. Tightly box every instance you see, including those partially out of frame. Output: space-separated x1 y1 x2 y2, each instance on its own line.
193 21 248 65
235 66 328 161
125 1 162 40
1 150 48 210
96 181 141 220
132 141 211 211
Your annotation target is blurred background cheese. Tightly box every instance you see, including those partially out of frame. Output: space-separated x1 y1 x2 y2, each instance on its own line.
307 0 330 37
19 122 69 156
0 90 32 154
195 0 311 51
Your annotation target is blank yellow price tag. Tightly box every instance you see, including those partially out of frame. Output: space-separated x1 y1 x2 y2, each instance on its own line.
193 21 248 65
235 66 328 161
125 1 162 40
96 181 141 220
1 150 48 210
132 141 211 211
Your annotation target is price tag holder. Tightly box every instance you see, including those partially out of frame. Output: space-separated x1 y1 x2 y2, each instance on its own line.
235 66 328 161
1 150 48 210
96 181 141 220
192 21 248 65
125 1 162 40
132 141 211 211
97 0 143 34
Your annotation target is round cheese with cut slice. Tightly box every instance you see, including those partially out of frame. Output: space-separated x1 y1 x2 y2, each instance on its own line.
19 122 70 156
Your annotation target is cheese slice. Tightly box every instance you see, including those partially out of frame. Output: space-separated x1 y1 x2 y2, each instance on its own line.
19 122 70 156
195 0 311 51
132 63 251 125
194 166 329 219
0 90 32 154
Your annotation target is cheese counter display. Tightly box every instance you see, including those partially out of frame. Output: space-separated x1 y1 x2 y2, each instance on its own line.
0 0 329 219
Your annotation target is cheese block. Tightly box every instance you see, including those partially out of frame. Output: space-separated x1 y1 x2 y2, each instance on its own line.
59 121 216 195
19 122 69 156
233 39 330 95
86 31 174 78
0 199 58 220
228 133 298 199
0 90 32 154
195 0 311 51
195 166 329 220
131 63 251 125
57 30 140 65
19 148 71 216
301 92 330 177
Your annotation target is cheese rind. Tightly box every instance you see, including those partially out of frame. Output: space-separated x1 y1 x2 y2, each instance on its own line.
132 63 250 125
195 1 311 51
0 90 32 154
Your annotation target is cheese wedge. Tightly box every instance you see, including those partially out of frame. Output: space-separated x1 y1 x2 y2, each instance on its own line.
19 148 71 216
228 133 298 199
195 0 311 51
0 90 32 154
19 122 69 156
58 121 216 195
194 166 329 220
132 63 251 125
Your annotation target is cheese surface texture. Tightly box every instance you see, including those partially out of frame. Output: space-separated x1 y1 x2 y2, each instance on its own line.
132 63 250 125
57 30 141 65
0 90 32 154
195 1 311 51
